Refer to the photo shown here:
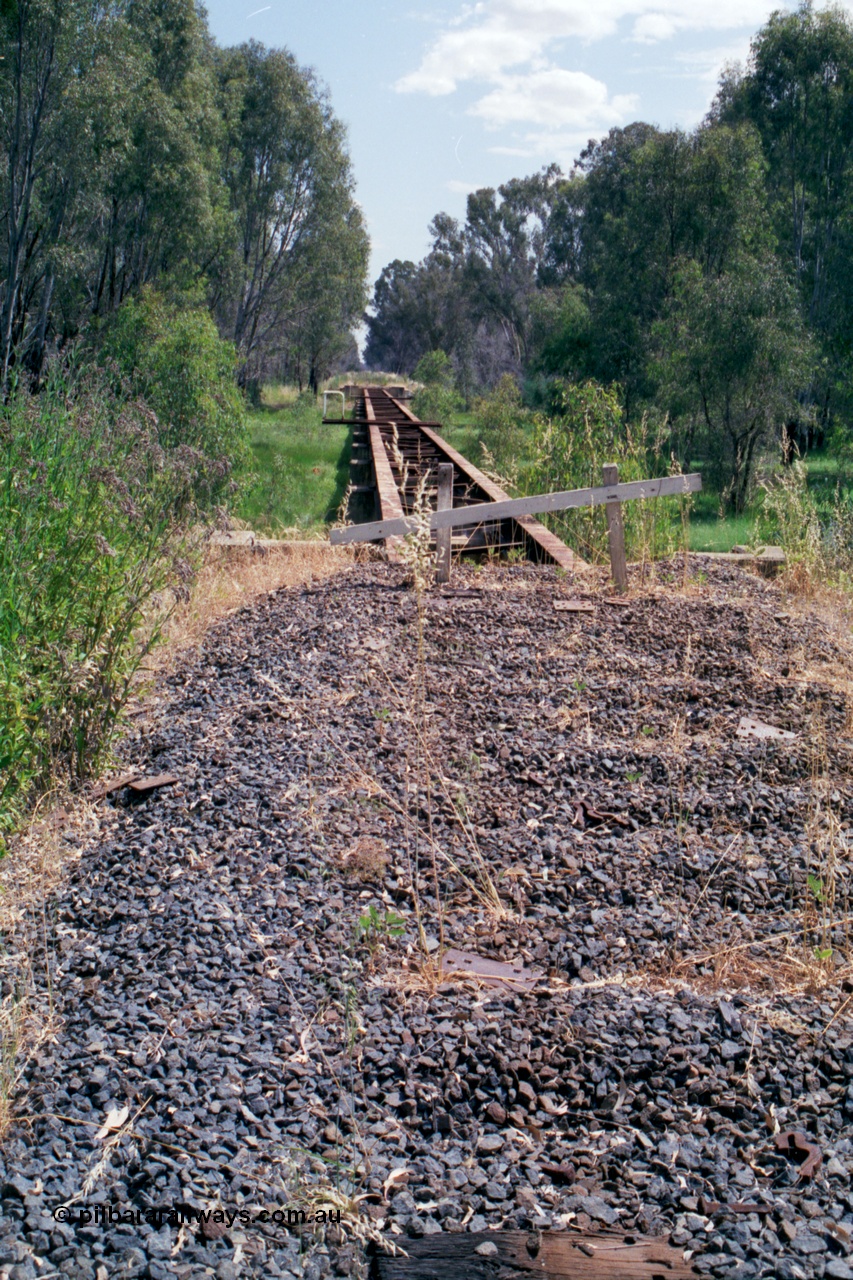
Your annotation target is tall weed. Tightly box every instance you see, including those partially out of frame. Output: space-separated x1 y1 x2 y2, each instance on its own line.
528 380 679 564
471 374 529 465
411 351 464 423
758 460 853 586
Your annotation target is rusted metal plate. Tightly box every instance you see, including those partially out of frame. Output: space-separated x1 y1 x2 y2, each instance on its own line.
127 774 179 795
571 798 631 830
698 1198 775 1215
440 948 541 992
554 599 594 613
373 1230 699 1279
775 1130 822 1179
539 1162 576 1185
736 717 796 742
91 772 142 799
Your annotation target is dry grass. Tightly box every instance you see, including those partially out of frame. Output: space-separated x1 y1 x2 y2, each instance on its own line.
664 935 853 999
151 540 361 668
333 837 390 884
774 559 853 619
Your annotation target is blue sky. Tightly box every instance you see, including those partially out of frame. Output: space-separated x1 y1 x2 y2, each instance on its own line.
203 1 841 291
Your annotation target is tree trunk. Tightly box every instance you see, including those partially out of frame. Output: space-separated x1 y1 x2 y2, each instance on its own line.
24 267 54 385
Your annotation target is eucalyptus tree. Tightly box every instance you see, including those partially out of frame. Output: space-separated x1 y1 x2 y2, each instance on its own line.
716 0 853 436
0 0 226 385
537 174 584 288
654 257 810 511
0 0 115 386
214 41 365 394
647 124 810 505
365 170 564 383
572 124 691 410
460 167 561 367
86 0 226 318
363 227 471 376
282 201 369 392
363 259 427 372
566 121 779 419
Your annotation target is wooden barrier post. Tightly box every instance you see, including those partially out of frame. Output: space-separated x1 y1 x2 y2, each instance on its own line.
436 463 453 584
330 473 702 546
603 463 628 592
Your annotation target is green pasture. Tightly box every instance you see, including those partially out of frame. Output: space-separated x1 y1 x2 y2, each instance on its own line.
236 387 350 533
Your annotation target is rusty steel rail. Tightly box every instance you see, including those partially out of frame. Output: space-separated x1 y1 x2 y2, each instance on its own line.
339 387 582 569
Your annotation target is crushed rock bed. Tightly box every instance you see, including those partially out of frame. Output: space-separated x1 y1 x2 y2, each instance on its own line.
2 560 853 1280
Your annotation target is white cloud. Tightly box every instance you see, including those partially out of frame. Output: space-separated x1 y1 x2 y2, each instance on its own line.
395 26 546 95
632 13 676 42
675 37 753 86
487 134 575 163
393 0 834 177
487 144 539 156
395 0 786 97
446 179 481 193
471 68 637 129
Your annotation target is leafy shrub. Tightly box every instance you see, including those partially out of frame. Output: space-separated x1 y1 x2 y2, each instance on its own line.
0 363 204 843
471 374 528 459
101 290 248 503
653 257 811 514
411 350 464 423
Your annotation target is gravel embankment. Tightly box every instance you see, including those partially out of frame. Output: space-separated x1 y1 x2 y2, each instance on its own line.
1 561 852 1280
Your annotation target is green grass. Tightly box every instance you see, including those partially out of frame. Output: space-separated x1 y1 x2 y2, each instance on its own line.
441 415 537 487
440 421 489 463
683 449 853 551
803 449 853 497
687 512 756 551
236 387 351 534
681 484 755 551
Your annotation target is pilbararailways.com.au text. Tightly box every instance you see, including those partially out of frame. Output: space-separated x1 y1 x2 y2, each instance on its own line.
53 1205 341 1229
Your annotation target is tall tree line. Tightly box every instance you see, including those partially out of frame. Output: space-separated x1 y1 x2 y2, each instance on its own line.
0 0 368 394
365 1 853 509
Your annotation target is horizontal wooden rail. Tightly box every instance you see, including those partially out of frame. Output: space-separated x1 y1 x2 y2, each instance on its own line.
330 473 702 547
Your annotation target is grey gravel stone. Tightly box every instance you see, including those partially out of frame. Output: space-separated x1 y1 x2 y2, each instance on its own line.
792 1235 829 1256
477 1136 504 1154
